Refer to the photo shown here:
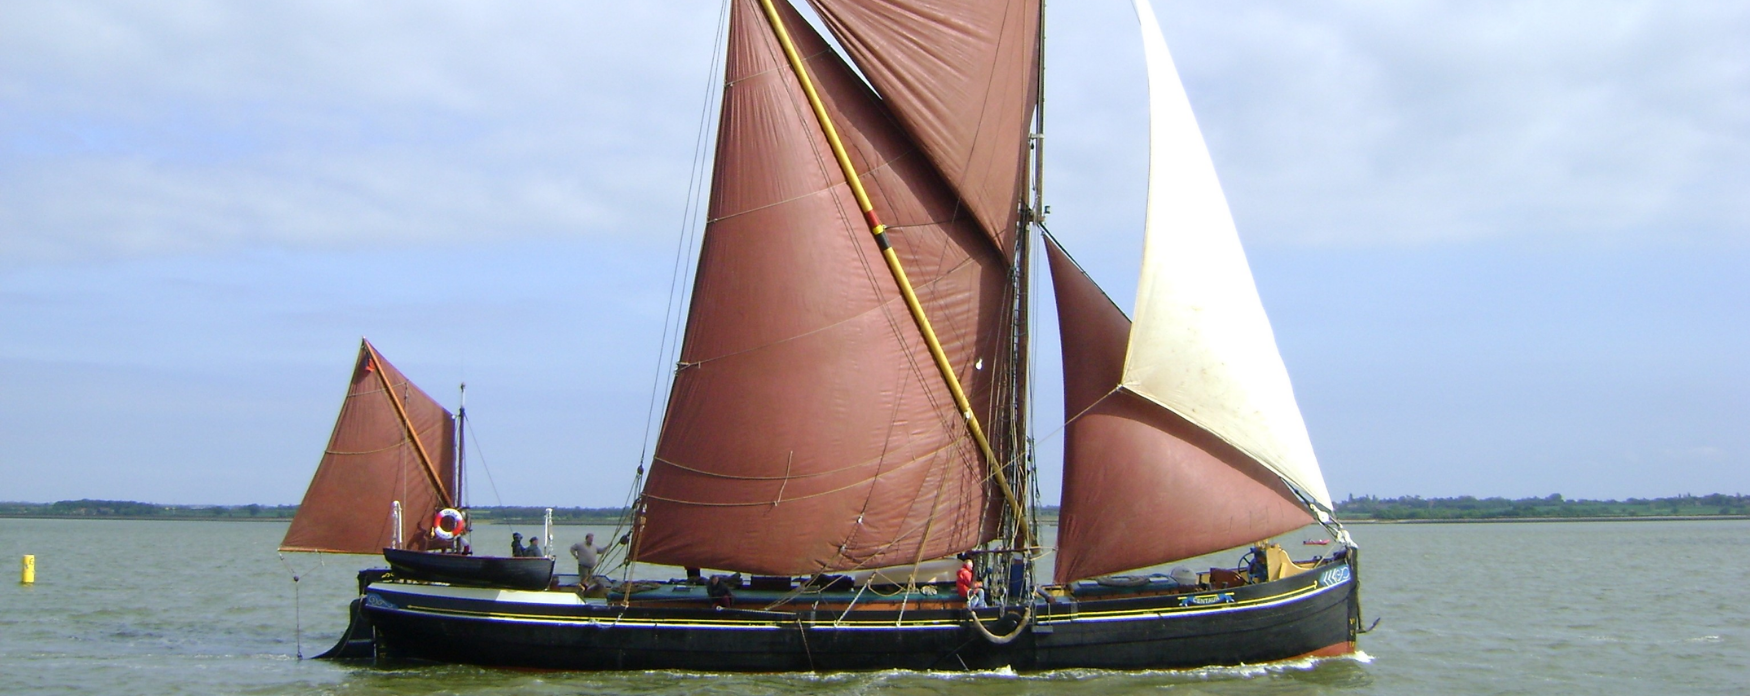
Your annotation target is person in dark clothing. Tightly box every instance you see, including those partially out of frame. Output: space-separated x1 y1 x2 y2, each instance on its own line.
510 532 527 557
1007 552 1027 601
525 536 543 558
707 575 735 609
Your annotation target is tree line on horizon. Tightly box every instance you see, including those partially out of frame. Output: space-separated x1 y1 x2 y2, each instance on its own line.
0 500 301 519
3 494 1746 521
1334 493 1749 520
0 500 631 522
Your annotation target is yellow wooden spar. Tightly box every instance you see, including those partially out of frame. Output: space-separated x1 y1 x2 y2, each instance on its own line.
366 343 454 509
754 0 1032 548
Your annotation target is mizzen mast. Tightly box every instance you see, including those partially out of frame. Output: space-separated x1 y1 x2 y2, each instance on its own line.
455 382 466 509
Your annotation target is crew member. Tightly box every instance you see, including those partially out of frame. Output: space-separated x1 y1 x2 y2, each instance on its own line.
570 533 608 584
707 574 735 609
956 557 976 601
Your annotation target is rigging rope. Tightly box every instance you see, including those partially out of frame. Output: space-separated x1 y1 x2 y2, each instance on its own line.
635 0 732 468
275 552 327 660
462 416 503 506
605 1 735 591
606 0 732 590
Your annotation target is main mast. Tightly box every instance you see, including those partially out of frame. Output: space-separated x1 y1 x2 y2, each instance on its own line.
999 0 1048 557
1010 0 1049 574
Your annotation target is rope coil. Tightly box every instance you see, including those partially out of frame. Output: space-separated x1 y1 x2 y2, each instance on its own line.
967 601 1036 645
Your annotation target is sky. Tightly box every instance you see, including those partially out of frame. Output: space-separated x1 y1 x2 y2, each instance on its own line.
2 0 1745 508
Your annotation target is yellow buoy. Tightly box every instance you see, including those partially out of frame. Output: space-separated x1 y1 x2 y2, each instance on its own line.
20 555 34 584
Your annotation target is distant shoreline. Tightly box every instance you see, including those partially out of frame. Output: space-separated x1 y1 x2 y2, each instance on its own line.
6 493 1747 525
0 514 294 523
0 500 630 525
0 514 626 525
1346 514 1750 524
6 513 1750 526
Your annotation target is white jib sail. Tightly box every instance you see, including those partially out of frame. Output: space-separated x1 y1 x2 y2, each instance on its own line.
1121 0 1333 511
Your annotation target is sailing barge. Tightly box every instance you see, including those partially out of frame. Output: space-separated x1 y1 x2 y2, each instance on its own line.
284 0 1362 672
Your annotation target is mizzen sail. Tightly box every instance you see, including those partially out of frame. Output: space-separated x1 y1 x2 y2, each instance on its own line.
1046 239 1311 583
635 0 1015 576
1119 0 1333 511
281 340 456 554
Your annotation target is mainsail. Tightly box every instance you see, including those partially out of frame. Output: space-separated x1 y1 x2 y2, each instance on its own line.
634 0 1028 576
1050 0 1332 583
281 340 456 555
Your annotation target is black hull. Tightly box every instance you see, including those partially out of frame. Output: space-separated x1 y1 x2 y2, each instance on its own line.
1028 562 1356 669
351 555 1359 672
315 598 376 660
382 548 555 591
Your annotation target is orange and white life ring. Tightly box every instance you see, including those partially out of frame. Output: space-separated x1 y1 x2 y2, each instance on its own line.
433 508 467 540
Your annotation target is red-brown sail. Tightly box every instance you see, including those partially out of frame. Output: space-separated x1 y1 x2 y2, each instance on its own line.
281 340 456 555
635 0 1014 576
1046 238 1311 583
805 0 1040 250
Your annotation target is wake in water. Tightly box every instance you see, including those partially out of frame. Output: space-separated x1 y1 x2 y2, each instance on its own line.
492 652 1379 696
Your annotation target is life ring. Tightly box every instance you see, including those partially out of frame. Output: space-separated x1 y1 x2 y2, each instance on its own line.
433 508 467 540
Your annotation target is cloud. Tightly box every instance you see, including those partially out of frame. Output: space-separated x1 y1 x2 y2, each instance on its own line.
1153 1 1750 247
1 0 723 262
1664 446 1726 461
3 0 1747 264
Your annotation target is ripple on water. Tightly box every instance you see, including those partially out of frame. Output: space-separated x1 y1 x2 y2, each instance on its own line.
5 518 1750 695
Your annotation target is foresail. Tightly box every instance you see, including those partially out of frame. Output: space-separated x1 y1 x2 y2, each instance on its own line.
1120 0 1333 510
805 0 1039 252
281 340 456 555
1047 238 1311 583
636 0 1014 577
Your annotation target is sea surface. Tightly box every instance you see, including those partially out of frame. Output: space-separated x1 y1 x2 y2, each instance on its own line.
1 518 1745 695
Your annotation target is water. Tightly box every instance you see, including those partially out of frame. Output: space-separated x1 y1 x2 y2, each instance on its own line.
2 518 1746 694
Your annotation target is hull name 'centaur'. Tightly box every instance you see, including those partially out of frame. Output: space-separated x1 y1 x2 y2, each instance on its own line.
286 0 1364 672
